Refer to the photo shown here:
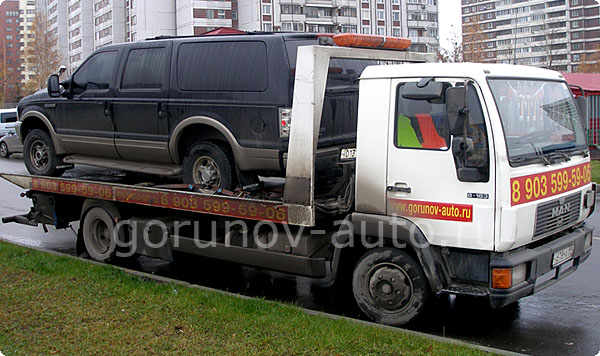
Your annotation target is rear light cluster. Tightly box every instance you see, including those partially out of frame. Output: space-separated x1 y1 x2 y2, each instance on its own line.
279 108 291 138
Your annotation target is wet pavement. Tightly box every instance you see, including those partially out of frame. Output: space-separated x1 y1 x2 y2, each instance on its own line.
1 156 599 356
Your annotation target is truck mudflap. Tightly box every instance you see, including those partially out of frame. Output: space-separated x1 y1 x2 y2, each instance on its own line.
489 224 593 308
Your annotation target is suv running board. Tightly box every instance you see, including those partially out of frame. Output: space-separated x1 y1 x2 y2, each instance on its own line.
62 155 183 176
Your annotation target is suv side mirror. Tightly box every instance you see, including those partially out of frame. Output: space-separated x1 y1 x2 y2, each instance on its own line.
446 87 468 136
575 96 588 131
48 75 61 97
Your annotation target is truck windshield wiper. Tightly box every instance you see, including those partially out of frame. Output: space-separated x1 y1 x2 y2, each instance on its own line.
555 147 589 158
509 155 552 167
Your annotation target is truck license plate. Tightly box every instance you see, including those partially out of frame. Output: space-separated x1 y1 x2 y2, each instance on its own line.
552 245 575 268
340 148 356 160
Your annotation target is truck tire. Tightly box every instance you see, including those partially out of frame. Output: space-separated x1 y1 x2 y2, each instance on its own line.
23 129 64 177
0 142 9 158
352 248 429 326
183 142 235 190
82 207 122 262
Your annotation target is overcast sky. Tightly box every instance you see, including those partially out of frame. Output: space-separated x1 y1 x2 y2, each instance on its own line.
438 1 462 51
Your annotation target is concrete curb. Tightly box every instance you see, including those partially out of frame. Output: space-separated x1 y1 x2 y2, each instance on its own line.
0 238 528 356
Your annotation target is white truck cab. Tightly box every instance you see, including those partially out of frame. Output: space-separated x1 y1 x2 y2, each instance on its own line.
352 62 594 318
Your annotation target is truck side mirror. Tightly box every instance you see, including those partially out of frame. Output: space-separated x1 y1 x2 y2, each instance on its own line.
446 86 468 136
575 96 588 131
47 75 61 97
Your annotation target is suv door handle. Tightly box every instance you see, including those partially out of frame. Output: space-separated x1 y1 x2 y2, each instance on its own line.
104 102 112 117
387 186 411 193
158 103 167 119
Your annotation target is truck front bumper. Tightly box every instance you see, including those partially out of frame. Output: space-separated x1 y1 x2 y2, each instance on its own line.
489 224 593 308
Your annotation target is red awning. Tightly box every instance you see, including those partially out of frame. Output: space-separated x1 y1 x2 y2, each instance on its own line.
562 73 600 96
201 27 246 35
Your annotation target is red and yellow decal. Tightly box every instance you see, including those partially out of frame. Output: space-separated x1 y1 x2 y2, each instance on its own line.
31 177 288 223
510 162 591 206
388 198 473 222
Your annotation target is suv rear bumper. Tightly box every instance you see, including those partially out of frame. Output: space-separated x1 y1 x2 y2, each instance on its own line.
489 224 593 308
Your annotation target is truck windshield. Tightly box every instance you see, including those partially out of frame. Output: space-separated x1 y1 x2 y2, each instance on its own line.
489 79 587 166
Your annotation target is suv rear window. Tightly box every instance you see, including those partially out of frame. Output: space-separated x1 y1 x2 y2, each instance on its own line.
177 41 268 92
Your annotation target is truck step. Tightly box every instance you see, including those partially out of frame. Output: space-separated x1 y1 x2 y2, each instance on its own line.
442 285 489 297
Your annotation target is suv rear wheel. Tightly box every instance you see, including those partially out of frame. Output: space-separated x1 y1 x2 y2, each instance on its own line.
23 129 64 177
183 142 235 190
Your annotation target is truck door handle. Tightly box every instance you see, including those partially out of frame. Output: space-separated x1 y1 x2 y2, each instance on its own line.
387 186 411 193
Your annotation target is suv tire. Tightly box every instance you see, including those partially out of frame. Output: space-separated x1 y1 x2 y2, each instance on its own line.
183 142 235 190
23 129 64 177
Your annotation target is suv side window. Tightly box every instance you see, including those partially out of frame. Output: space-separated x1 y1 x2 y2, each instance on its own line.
177 41 268 92
121 48 168 89
73 51 118 91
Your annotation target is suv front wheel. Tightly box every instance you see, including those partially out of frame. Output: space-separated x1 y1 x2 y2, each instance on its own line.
183 142 235 191
23 129 64 177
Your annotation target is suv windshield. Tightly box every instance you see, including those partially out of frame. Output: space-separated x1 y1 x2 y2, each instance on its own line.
489 79 587 166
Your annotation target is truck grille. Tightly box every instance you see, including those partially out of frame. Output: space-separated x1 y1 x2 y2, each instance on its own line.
534 192 581 239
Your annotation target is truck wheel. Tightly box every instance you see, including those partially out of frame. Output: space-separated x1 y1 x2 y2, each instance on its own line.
0 142 9 158
183 142 235 190
23 129 64 177
82 207 121 262
352 248 429 326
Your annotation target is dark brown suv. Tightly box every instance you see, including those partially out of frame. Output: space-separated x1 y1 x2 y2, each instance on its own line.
18 32 373 189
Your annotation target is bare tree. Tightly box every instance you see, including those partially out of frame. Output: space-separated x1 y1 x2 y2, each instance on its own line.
579 44 600 73
437 30 463 63
22 12 62 95
462 16 487 63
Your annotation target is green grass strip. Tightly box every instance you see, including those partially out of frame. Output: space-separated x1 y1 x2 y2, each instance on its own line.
0 241 492 356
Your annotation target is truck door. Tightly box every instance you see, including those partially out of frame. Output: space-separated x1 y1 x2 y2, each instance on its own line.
112 43 172 162
386 78 496 250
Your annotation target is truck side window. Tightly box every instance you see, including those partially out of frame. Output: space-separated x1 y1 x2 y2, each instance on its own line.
1 112 16 123
72 51 118 92
453 84 490 183
394 82 450 150
121 48 168 90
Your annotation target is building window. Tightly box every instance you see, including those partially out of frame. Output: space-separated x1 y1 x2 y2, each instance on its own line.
217 10 225 19
362 26 370 34
392 11 400 21
377 10 385 20
262 4 271 15
362 9 369 19
377 27 385 35
263 22 272 31
392 28 400 37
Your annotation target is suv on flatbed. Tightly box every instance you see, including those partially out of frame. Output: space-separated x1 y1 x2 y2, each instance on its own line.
17 32 374 189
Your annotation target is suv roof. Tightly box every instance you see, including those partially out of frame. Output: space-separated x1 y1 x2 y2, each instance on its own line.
145 32 322 42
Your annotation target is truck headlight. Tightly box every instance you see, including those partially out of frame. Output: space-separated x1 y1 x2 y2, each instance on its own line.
492 264 527 289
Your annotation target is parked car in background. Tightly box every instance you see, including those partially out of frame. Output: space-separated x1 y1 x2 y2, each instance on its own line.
0 109 18 137
0 129 23 158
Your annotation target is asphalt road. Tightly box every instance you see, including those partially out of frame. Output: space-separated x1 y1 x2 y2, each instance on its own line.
0 156 599 356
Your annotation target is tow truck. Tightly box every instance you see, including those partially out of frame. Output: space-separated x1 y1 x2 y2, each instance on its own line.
2 34 595 326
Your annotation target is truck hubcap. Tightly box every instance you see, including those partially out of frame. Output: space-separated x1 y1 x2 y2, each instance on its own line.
193 156 221 187
90 219 111 254
30 140 49 170
367 263 413 312
0 143 7 156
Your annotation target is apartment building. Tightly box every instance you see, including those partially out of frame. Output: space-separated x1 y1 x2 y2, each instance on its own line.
0 0 21 102
18 0 36 83
177 0 237 35
94 0 126 49
126 0 176 41
237 0 438 52
46 0 68 68
461 0 600 72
